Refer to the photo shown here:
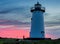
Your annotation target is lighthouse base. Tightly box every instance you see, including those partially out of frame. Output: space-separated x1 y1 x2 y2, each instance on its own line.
23 38 51 40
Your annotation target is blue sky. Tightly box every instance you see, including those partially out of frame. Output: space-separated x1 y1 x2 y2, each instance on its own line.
0 0 60 39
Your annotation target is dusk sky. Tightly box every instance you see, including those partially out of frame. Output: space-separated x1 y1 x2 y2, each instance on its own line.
0 0 60 39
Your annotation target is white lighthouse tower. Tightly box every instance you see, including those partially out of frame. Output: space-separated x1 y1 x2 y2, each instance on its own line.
30 2 45 38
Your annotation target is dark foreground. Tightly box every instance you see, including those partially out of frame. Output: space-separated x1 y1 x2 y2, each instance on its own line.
0 38 60 44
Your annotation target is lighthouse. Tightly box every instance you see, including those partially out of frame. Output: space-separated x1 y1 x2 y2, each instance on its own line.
30 2 45 38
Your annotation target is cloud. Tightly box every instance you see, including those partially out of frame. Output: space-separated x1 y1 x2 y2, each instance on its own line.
44 13 60 39
45 25 60 39
44 13 60 27
0 19 30 25
0 29 29 38
0 25 14 28
0 24 30 30
45 33 56 39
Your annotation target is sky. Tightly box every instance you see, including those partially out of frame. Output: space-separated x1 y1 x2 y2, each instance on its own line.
0 0 60 39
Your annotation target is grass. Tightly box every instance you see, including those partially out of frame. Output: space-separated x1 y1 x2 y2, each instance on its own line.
0 38 60 44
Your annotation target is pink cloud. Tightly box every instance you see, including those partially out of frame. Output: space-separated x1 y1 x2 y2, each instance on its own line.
45 34 56 39
0 25 30 39
0 25 55 39
0 29 29 39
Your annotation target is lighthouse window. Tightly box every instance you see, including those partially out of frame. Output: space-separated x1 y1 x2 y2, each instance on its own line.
41 31 44 33
31 18 32 20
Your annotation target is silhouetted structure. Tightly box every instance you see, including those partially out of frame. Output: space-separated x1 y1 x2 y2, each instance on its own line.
30 2 45 39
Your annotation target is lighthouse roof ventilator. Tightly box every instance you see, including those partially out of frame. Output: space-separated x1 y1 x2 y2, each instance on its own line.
30 2 45 38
